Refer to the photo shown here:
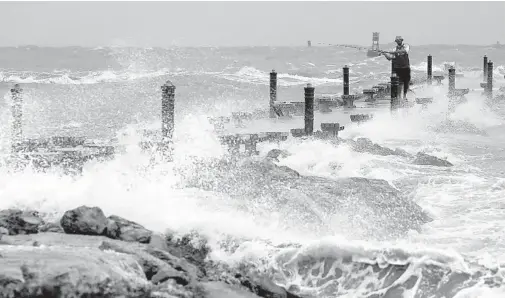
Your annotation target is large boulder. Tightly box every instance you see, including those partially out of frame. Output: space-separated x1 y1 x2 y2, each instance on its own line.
99 240 193 287
105 215 153 243
0 237 150 297
60 206 108 235
413 152 453 167
345 138 413 158
344 138 454 167
0 233 201 297
265 149 291 162
1 228 304 298
0 209 44 235
182 158 431 240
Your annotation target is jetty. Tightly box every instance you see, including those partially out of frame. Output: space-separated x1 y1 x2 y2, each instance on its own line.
1 53 502 174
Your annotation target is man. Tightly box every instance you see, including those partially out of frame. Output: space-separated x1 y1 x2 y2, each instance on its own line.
380 36 411 99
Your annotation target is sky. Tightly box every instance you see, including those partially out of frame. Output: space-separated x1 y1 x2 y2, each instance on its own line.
0 1 504 47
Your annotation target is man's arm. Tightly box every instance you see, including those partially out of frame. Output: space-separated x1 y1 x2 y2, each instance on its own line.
395 44 410 56
382 44 410 56
382 52 394 60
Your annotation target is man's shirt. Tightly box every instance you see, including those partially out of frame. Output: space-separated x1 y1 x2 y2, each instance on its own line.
389 43 411 69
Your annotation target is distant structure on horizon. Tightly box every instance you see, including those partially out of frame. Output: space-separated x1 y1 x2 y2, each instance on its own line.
493 41 503 49
366 32 381 58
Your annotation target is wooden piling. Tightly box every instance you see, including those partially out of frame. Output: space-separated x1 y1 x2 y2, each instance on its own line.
342 95 356 108
11 84 23 153
161 80 175 151
483 55 488 82
320 123 341 138
343 65 350 95
487 61 493 99
448 67 456 94
269 70 277 118
427 55 432 85
304 83 314 136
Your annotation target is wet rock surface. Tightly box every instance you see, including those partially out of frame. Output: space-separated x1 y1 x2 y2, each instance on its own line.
0 209 45 235
0 206 302 298
344 137 453 167
105 214 153 243
413 152 454 167
183 154 432 239
60 205 108 235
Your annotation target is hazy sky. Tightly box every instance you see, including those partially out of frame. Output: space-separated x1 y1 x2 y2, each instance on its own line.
1 1 504 47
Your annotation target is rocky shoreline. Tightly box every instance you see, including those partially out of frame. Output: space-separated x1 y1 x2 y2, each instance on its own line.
0 206 301 298
0 141 450 297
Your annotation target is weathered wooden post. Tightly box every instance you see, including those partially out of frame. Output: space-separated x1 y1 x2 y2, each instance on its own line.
483 55 488 81
487 60 493 99
448 67 456 94
11 84 23 153
161 80 175 153
390 73 399 109
269 69 277 118
304 83 314 136
427 55 433 85
343 65 350 96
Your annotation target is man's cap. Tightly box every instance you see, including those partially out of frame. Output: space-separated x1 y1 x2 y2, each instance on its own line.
395 36 404 42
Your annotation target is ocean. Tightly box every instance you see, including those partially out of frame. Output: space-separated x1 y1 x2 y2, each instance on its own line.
1 44 505 297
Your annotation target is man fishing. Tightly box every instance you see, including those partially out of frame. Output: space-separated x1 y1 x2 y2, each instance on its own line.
380 36 411 99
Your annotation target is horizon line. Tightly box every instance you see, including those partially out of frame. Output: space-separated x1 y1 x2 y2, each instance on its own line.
0 43 501 49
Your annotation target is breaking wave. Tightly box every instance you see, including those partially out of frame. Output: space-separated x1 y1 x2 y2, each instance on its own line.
0 68 186 84
218 66 343 86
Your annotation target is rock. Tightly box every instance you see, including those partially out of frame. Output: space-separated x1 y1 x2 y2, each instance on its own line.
149 233 170 251
344 137 452 167
412 152 454 167
60 206 109 236
0 232 108 247
39 221 64 233
164 233 211 276
394 148 413 158
0 227 8 236
2 232 199 288
201 281 262 298
147 246 204 280
0 209 45 235
241 159 300 180
0 238 150 297
105 215 153 243
344 138 413 158
151 266 189 286
150 279 197 298
265 149 290 162
99 240 193 286
0 232 301 298
352 138 396 156
236 272 302 298
184 158 431 239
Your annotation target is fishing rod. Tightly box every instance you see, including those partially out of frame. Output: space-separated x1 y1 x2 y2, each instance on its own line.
316 42 370 52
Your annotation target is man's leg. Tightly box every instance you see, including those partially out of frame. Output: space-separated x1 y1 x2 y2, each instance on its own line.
396 69 406 99
403 68 411 99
